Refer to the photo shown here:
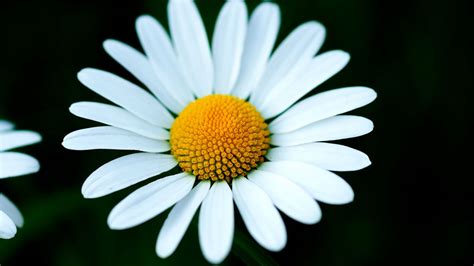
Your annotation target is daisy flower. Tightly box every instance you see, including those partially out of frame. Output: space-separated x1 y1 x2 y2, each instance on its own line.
0 120 41 239
63 0 376 263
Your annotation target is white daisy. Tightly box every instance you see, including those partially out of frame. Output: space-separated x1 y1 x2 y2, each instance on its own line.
63 0 376 263
0 120 41 239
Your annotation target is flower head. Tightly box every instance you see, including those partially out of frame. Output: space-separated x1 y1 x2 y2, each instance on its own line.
171 94 270 182
0 120 41 239
63 0 376 263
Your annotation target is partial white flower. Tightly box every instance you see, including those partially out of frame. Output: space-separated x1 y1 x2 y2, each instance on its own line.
0 120 41 239
63 0 376 264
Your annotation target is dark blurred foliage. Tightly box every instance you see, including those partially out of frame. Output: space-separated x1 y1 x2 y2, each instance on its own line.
0 0 472 265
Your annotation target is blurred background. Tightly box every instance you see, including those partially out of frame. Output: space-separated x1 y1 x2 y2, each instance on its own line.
0 0 472 265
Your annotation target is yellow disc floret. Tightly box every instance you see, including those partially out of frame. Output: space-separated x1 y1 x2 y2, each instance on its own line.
170 94 270 182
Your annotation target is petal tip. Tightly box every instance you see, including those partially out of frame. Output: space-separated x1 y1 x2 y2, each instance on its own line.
61 140 68 148
136 14 156 29
102 39 117 50
202 253 226 265
106 215 121 230
77 68 94 82
360 154 372 169
81 187 95 199
265 236 287 252
363 87 378 101
156 243 173 260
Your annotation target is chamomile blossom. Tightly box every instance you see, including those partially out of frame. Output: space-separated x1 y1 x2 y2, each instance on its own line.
63 0 376 263
0 120 41 239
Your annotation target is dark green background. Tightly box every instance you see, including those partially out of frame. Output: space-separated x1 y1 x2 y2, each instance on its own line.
0 0 472 265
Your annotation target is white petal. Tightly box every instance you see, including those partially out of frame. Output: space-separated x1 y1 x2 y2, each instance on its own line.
271 115 374 146
77 68 174 128
0 194 24 227
248 170 321 224
260 50 350 118
259 161 354 205
0 120 14 132
199 181 234 264
231 2 280 99
0 152 40 179
266 142 371 172
0 130 41 151
82 153 177 198
232 177 286 251
103 39 185 114
108 173 195 230
62 126 169 152
69 102 169 140
270 87 377 133
135 15 195 106
168 0 213 97
157 181 210 259
212 0 247 94
251 21 325 108
0 211 17 239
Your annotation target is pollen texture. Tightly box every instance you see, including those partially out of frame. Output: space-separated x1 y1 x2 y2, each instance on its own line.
170 94 270 182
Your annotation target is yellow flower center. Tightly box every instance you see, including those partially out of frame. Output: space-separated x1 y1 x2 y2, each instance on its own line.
170 95 270 182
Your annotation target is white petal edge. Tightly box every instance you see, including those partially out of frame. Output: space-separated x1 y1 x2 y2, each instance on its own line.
0 211 17 239
0 120 14 132
62 126 169 153
260 50 350 119
270 87 377 133
198 181 234 264
0 194 24 227
156 180 210 259
82 153 178 198
168 0 213 97
0 130 42 151
135 15 195 107
232 177 286 252
271 115 374 146
103 39 185 114
212 0 247 94
266 142 371 172
231 2 280 99
69 101 169 140
108 173 195 230
0 152 40 179
259 161 354 205
248 170 321 224
77 68 174 128
251 21 326 108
